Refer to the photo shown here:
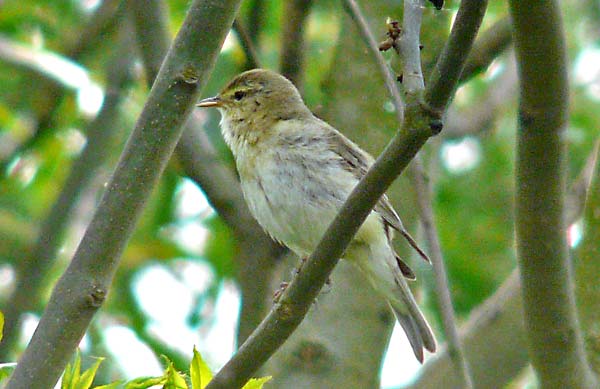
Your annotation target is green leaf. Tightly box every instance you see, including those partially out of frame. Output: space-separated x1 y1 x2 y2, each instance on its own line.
62 351 82 389
242 376 272 389
0 310 4 342
59 352 112 389
164 360 188 389
93 381 123 389
75 357 104 389
124 376 166 389
190 346 212 389
0 363 17 382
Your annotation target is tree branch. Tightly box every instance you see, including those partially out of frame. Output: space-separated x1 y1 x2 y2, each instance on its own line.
205 0 488 386
459 17 512 83
444 55 518 139
510 0 597 386
279 0 313 90
410 157 474 388
407 271 528 388
425 0 488 113
409 143 600 387
5 1 242 387
402 1 475 386
233 18 262 69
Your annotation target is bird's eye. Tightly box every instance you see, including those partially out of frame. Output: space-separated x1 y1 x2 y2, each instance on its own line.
233 91 246 101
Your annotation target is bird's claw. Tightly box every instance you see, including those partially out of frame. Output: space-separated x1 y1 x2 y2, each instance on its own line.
273 281 289 303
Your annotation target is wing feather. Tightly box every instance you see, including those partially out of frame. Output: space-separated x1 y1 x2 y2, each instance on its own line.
326 127 430 264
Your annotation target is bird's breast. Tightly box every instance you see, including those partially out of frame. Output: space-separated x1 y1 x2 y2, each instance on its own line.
237 144 355 256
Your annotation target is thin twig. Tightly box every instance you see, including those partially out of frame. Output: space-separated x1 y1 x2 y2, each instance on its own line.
233 18 262 69
410 157 474 388
400 0 425 92
342 0 405 123
402 0 473 386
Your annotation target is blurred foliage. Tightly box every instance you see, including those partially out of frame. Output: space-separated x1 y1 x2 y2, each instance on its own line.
0 0 598 385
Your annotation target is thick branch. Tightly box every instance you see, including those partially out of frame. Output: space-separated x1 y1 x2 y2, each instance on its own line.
5 1 241 387
510 0 597 386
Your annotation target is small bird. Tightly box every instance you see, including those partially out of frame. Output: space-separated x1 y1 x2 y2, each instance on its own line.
197 69 436 362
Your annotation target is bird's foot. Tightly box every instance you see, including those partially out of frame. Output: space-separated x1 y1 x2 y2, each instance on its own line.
272 282 289 303
292 256 308 276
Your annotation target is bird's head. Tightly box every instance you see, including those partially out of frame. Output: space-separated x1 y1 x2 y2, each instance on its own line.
197 69 311 129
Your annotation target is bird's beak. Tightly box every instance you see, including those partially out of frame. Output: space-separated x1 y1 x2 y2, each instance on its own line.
196 96 222 108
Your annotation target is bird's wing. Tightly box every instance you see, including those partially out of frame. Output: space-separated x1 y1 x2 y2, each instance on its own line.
327 127 430 264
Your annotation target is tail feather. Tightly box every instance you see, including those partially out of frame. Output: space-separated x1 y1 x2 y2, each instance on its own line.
391 304 425 363
349 242 436 362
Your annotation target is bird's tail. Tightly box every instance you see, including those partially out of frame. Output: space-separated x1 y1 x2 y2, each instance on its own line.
349 243 436 362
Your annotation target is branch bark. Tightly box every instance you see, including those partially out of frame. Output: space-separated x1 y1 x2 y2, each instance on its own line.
459 17 512 83
510 0 597 386
0 0 124 172
5 1 241 387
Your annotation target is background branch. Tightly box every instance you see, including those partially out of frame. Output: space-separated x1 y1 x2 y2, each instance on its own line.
0 0 124 173
459 17 512 83
444 55 518 139
510 0 597 386
5 1 242 387
409 144 600 387
0 30 134 360
279 0 313 90
233 18 262 69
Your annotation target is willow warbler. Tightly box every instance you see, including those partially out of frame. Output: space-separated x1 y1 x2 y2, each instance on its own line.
197 69 436 362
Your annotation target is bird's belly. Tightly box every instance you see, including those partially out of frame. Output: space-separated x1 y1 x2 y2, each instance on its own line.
239 155 352 257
